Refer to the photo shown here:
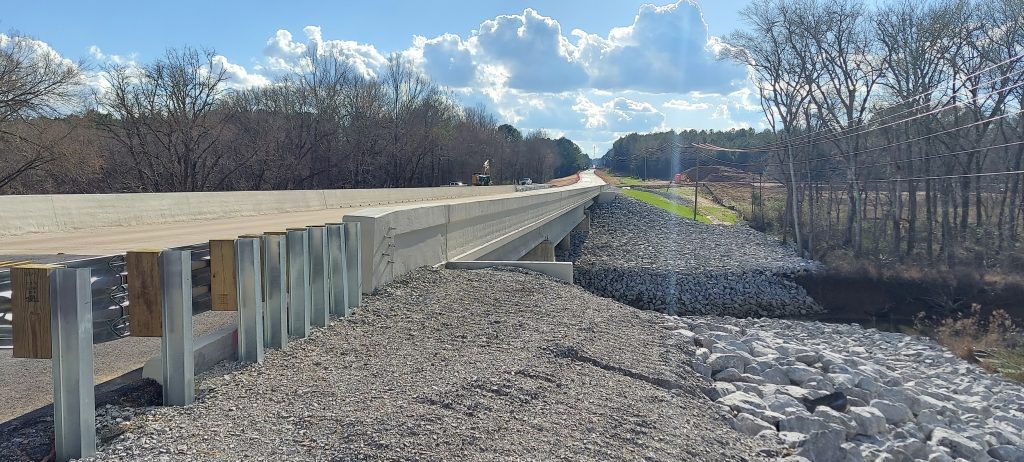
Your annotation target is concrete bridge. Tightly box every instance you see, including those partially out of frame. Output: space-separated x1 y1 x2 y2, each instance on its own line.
0 170 609 460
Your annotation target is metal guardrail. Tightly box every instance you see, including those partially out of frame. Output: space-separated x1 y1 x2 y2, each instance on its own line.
0 243 213 349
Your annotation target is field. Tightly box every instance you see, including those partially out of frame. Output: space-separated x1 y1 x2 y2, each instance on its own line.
621 189 713 224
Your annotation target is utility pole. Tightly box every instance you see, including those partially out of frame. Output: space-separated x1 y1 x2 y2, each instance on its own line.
759 171 765 229
750 171 755 221
693 152 700 221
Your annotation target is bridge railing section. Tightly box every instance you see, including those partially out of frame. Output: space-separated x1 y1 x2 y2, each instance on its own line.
2 223 363 462
343 182 604 292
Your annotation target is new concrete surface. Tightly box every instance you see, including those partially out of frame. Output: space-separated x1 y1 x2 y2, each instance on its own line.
0 190 511 256
0 186 517 238
344 170 605 292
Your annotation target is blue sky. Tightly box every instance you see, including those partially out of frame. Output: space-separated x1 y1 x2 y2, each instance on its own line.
3 0 761 156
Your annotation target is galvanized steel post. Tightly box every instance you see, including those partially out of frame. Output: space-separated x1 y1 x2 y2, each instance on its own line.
286 228 311 338
326 223 348 317
234 238 264 363
50 267 96 461
343 222 362 310
261 233 288 349
160 250 194 406
307 226 330 327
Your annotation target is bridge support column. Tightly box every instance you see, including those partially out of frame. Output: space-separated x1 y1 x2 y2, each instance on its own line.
556 234 571 253
519 240 555 262
574 212 591 233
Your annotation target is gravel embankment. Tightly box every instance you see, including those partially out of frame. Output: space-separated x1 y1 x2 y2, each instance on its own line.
80 268 775 461
574 196 820 317
671 316 1024 462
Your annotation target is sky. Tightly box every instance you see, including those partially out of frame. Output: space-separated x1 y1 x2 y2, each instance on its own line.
2 0 762 157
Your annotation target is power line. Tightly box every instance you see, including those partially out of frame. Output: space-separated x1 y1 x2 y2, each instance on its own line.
728 52 1024 152
696 107 1023 167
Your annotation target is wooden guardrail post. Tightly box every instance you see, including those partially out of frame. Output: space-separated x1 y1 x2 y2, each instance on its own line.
209 239 238 311
343 222 362 310
261 232 288 350
234 237 264 363
307 226 330 327
286 228 311 338
50 267 96 461
325 223 348 318
11 264 60 359
126 250 162 337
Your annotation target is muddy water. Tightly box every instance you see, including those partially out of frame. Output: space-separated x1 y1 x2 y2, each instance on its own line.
793 272 1024 333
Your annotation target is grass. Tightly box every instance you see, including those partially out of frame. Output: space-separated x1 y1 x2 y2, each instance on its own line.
921 306 1024 383
666 187 739 225
597 170 667 187
622 189 713 224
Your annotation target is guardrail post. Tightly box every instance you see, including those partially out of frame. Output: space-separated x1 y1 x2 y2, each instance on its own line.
160 250 194 406
51 267 96 461
11 264 59 359
326 223 348 317
307 226 330 327
126 250 163 337
234 238 264 363
343 222 362 309
286 228 311 338
209 239 238 311
261 233 287 350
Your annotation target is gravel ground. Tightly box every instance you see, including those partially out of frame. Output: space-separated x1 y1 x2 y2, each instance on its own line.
574 196 820 317
672 316 1024 461
81 268 777 461
0 310 235 423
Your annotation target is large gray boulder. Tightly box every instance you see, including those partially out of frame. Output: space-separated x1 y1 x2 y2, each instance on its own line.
870 399 914 425
930 427 987 461
848 406 888 436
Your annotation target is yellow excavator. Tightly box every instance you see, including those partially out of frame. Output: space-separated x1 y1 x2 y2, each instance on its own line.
472 159 492 186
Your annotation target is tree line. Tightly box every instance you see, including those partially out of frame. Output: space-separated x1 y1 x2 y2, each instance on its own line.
600 128 775 179
0 39 591 195
608 0 1024 271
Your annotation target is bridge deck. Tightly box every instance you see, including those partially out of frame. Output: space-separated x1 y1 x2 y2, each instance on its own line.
0 190 510 257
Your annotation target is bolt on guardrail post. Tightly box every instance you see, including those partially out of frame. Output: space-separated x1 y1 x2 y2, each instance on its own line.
343 222 362 310
160 250 194 406
286 228 311 338
261 233 288 350
307 226 330 327
234 238 264 363
325 223 348 318
51 267 96 462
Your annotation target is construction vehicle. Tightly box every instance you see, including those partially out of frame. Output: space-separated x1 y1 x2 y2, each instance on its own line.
472 159 492 186
471 173 491 186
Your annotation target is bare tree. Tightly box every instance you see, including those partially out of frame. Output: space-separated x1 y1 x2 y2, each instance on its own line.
97 47 234 192
0 32 83 191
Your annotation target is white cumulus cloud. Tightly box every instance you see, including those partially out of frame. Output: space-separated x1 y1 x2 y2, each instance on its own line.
664 99 710 111
263 26 387 78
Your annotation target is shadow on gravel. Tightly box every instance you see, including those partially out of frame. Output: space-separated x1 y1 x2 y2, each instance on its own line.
0 373 161 462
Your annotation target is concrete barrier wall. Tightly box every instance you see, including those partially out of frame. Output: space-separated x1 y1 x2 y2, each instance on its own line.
344 175 604 293
0 186 516 237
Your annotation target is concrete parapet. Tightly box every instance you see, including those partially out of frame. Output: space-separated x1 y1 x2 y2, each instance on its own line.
0 185 516 238
343 171 605 293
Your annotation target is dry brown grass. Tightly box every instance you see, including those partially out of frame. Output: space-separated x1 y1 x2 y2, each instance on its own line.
923 306 1024 382
548 173 581 187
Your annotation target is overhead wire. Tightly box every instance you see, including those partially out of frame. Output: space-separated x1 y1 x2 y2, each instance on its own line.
718 52 1024 152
